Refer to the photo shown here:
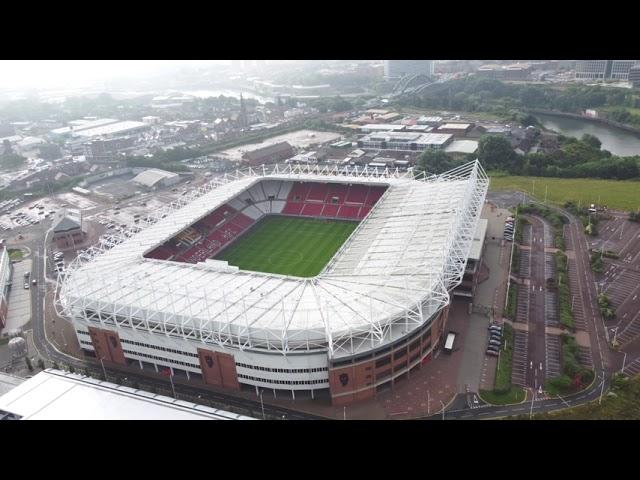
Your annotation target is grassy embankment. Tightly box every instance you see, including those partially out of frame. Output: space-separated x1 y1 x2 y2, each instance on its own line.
490 174 640 212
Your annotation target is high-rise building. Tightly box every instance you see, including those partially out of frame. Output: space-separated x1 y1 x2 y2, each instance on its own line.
575 60 639 81
575 60 609 80
610 60 638 80
384 60 434 79
629 66 640 88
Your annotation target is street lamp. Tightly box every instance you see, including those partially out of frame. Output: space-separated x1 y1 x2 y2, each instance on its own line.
621 353 627 374
440 400 445 421
99 357 107 380
259 390 265 420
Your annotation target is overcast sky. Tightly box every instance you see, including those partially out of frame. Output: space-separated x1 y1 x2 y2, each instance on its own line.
0 60 231 90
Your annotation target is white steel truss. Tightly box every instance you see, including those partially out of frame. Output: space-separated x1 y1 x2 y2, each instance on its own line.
55 160 489 359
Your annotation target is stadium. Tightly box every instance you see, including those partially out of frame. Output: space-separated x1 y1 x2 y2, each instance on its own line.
56 160 488 405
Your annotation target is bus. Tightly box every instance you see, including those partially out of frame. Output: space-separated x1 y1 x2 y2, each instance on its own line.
444 332 457 353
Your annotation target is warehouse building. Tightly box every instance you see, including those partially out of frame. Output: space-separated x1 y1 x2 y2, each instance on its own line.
436 123 474 136
357 132 453 152
241 141 295 166
132 168 180 189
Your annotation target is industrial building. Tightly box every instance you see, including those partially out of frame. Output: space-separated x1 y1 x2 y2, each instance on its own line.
476 63 532 81
0 369 254 420
357 132 453 152
132 168 181 189
56 161 488 406
384 60 434 79
241 141 295 166
83 136 138 163
436 123 474 136
359 124 406 133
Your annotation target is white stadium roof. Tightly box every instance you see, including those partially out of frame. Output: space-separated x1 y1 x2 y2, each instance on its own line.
57 161 488 358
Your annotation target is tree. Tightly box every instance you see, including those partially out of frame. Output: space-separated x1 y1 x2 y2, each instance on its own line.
416 150 458 175
37 359 45 370
476 135 518 171
0 152 26 170
52 361 59 370
69 365 75 374
581 133 602 150
25 357 33 371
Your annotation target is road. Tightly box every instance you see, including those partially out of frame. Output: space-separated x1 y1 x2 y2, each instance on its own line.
424 203 614 420
423 370 608 420
8 190 618 420
524 215 547 390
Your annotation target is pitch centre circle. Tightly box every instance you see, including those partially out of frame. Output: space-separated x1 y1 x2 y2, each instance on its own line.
268 250 304 266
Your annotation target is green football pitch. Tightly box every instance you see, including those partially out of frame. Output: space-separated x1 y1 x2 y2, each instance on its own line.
215 215 359 277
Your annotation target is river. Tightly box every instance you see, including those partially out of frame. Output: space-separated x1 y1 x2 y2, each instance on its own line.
535 113 640 157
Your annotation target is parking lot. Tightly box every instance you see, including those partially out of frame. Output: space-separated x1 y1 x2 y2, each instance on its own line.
2 259 32 334
544 253 555 280
519 250 531 277
511 329 529 387
516 285 530 323
544 291 559 327
566 259 587 331
522 223 532 246
545 334 562 379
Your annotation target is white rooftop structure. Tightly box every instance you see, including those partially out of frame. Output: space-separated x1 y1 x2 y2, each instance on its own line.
444 140 479 154
0 369 254 420
73 121 148 138
132 168 180 188
51 118 119 136
439 123 472 130
57 161 488 358
359 124 406 133
417 116 443 124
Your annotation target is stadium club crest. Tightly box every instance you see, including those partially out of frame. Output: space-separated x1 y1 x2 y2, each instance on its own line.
205 356 214 368
339 373 349 386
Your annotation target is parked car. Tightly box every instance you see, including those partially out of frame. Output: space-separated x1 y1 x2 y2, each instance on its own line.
24 283 29 289
486 349 499 357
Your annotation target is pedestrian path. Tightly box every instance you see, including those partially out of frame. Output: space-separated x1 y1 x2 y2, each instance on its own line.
2 259 32 334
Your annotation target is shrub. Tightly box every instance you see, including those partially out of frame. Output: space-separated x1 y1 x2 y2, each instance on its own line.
548 375 572 390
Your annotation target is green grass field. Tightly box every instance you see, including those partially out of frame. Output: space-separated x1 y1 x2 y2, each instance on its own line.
215 216 358 277
489 174 640 212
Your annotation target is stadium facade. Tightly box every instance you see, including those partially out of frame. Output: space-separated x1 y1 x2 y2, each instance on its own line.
56 160 488 405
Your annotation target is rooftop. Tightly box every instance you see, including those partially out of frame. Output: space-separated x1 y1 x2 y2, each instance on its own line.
73 121 148 138
439 123 472 130
59 161 488 357
444 140 479 154
0 370 254 420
